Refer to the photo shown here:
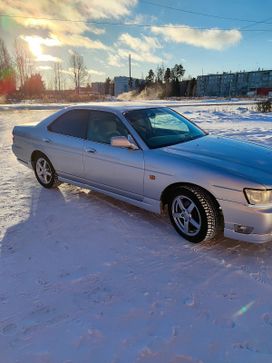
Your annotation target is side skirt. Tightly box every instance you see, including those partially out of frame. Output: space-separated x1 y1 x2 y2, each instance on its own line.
58 176 161 214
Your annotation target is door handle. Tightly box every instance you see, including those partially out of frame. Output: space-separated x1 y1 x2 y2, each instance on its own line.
85 148 96 153
42 138 52 143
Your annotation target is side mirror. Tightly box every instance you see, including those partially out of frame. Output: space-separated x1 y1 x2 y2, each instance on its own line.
111 136 138 150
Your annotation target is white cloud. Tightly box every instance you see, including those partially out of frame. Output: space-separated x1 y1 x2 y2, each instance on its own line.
107 54 123 67
35 54 62 62
21 35 61 47
125 13 157 25
113 33 162 64
61 67 104 81
108 49 160 67
73 0 138 20
61 69 74 76
88 25 105 35
0 0 137 49
117 47 162 64
88 69 105 76
119 33 162 53
53 33 108 50
151 25 242 50
36 65 53 70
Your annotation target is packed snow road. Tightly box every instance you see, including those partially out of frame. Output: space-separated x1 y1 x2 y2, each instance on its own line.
1 105 272 363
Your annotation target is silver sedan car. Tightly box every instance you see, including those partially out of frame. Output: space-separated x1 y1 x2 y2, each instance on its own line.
12 104 272 244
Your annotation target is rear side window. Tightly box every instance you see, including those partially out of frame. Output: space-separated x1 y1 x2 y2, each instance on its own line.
48 110 89 139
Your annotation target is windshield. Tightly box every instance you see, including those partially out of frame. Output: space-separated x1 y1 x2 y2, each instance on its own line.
125 107 206 149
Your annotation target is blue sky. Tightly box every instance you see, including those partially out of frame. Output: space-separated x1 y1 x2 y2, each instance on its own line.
0 0 271 85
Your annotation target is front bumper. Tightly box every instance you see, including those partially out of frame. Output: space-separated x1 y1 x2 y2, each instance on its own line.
224 228 272 244
220 199 272 244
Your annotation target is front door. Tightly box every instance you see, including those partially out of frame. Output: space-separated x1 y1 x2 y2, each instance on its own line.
83 110 144 200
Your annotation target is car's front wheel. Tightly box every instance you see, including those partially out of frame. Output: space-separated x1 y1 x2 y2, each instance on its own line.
34 154 59 189
168 186 221 243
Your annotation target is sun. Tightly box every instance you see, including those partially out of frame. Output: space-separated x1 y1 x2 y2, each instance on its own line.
26 36 43 59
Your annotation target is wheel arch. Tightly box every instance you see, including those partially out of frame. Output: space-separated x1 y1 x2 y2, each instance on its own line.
160 182 222 214
31 150 49 168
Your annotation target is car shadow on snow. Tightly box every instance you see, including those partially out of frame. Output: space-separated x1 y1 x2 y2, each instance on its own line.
0 183 175 259
1 182 272 266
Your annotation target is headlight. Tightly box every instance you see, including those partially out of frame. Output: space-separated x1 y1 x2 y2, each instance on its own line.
244 189 272 205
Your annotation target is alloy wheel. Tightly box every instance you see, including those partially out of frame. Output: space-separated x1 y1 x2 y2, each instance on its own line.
171 195 202 237
35 157 53 185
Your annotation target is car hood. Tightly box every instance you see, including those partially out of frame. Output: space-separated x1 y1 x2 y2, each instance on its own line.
163 135 272 187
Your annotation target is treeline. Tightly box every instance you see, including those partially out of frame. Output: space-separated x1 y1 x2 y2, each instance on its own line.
133 64 196 98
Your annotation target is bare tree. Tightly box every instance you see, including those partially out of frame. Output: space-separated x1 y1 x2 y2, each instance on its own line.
53 62 62 91
0 38 16 96
0 38 11 70
69 51 88 94
14 38 33 88
62 72 67 91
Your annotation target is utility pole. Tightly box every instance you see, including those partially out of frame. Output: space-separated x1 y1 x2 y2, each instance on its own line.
128 54 132 90
129 54 131 79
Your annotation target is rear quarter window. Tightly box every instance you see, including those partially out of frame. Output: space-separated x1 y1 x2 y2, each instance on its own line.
48 110 89 139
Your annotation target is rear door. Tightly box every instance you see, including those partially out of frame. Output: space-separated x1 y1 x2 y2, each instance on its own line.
45 109 89 178
82 110 144 200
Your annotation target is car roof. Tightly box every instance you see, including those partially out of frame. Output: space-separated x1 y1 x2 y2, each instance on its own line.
63 102 169 114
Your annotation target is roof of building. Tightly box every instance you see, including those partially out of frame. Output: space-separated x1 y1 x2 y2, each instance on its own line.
197 69 272 79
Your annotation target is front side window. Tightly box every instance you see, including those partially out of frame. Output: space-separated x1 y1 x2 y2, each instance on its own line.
48 109 89 139
125 107 206 149
86 111 129 144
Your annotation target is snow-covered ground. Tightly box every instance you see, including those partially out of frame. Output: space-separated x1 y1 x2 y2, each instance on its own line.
1 103 272 363
0 97 258 111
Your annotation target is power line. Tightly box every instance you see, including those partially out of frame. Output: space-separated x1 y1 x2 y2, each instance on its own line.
1 13 272 31
239 16 272 30
237 15 272 44
140 0 272 25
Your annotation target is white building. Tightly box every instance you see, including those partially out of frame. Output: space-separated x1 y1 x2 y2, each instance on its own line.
196 69 272 97
114 76 144 97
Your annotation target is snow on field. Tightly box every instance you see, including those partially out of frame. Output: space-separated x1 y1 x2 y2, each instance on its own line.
0 98 258 111
1 104 272 363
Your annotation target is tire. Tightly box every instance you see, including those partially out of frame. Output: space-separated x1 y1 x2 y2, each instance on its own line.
168 186 221 243
33 153 60 189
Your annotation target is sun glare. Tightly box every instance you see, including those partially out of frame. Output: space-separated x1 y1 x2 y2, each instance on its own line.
27 37 43 59
21 35 61 62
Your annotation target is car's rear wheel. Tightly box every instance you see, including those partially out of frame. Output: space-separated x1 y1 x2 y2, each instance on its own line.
168 186 221 243
34 154 60 189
